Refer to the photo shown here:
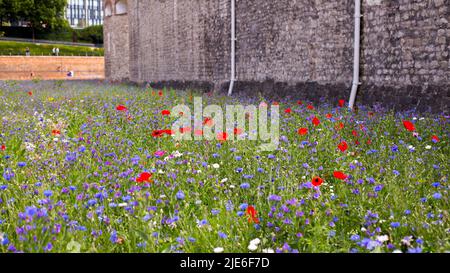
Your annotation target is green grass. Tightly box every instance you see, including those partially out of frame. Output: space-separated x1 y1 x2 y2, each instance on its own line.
0 41 104 56
0 80 448 253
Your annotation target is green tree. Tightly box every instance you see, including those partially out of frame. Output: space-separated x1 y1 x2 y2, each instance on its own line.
0 0 22 26
15 0 68 40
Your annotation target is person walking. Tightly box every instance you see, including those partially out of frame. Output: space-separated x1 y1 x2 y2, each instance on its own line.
56 47 60 56
52 47 56 56
25 47 30 56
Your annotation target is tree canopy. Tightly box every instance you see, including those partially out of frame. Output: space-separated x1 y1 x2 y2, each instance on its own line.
0 0 68 32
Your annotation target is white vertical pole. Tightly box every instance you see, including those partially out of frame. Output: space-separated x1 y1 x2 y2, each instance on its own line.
349 0 361 109
227 0 236 96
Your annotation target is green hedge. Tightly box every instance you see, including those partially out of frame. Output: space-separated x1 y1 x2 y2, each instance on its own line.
0 25 103 44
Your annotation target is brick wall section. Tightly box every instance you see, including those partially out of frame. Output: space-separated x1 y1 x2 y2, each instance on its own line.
360 0 449 111
0 56 104 80
104 3 130 81
105 0 449 112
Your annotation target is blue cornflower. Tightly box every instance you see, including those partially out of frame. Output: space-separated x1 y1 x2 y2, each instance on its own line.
17 162 27 167
390 222 400 228
407 247 422 253
393 170 400 176
176 190 185 200
239 203 248 210
350 234 360 241
374 185 383 192
65 152 77 162
268 194 282 202
432 192 442 199
2 169 14 181
110 230 118 243
1 233 9 245
44 243 53 252
218 231 228 239
43 190 53 197
25 206 37 218
240 183 250 189
211 209 220 215
235 156 242 161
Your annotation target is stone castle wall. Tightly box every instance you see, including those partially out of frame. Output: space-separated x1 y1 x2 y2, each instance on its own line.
104 0 449 112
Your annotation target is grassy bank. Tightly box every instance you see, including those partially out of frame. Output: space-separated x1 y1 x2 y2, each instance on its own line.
0 41 104 56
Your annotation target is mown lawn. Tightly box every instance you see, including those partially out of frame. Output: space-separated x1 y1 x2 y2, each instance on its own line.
0 41 104 56
0 80 448 253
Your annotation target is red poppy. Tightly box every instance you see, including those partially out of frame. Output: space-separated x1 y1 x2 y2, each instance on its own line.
326 113 333 119
352 130 358 137
234 128 243 135
116 105 128 112
203 117 214 127
0 144 5 151
368 111 374 118
307 105 314 110
284 108 292 114
217 132 228 141
28 91 33 96
338 99 345 107
194 129 204 136
161 110 171 116
432 135 439 142
136 172 153 183
52 129 61 136
336 122 344 130
298 128 308 136
272 102 279 106
179 127 191 134
152 130 166 137
312 117 320 126
246 205 260 224
338 141 348 152
297 100 303 105
402 120 415 132
158 90 163 97
164 129 174 135
367 139 372 145
312 176 323 187
355 140 360 145
333 171 348 180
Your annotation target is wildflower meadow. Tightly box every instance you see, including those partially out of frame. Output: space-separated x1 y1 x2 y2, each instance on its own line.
0 80 448 253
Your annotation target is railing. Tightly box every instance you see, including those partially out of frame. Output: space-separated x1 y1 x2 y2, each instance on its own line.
0 37 103 48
